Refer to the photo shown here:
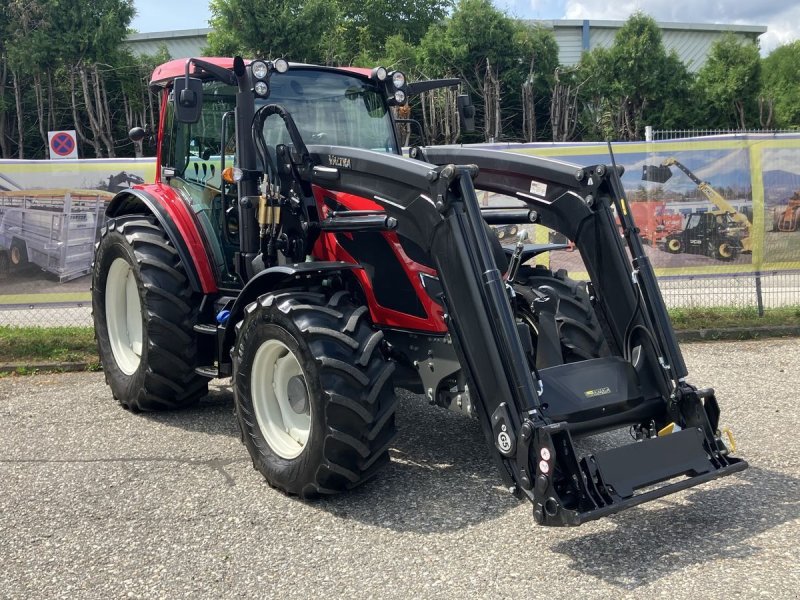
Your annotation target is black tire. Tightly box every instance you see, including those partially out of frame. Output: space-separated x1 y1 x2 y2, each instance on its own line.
92 215 208 411
233 290 397 498
665 237 683 254
513 266 608 362
715 241 738 261
10 238 27 267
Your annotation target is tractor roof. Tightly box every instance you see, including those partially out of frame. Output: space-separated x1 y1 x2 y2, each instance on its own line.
150 57 372 87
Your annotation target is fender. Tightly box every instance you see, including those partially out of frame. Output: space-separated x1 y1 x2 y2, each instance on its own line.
106 185 217 294
222 261 364 352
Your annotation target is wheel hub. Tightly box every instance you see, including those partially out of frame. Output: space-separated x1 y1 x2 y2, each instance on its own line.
287 375 309 414
105 257 143 376
251 339 311 459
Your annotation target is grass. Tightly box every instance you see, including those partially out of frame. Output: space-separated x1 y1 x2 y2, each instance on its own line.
0 306 798 374
667 305 800 330
0 326 98 366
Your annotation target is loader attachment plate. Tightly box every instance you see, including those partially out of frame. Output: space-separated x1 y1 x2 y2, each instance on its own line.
530 423 748 526
591 428 713 498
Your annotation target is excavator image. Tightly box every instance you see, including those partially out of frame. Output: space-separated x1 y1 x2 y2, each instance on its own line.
642 158 752 261
772 191 800 232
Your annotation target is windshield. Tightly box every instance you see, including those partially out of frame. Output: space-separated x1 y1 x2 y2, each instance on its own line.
259 69 397 153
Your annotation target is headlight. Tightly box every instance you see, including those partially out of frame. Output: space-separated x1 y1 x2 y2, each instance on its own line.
254 80 270 97
273 58 289 73
394 90 406 104
251 60 269 80
392 71 406 89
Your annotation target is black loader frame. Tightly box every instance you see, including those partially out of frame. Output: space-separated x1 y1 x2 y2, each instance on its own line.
259 140 747 526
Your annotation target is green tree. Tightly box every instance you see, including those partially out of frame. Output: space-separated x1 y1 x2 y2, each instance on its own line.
578 12 694 140
338 0 450 64
207 0 448 66
761 41 800 128
206 0 339 64
695 32 761 130
0 0 157 158
418 0 557 142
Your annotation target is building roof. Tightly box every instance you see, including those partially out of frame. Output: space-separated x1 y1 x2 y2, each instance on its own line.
527 19 767 72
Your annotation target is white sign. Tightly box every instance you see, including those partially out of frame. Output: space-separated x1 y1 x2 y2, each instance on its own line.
48 130 78 160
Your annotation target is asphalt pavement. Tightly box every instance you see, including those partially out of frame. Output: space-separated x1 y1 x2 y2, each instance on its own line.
1 339 798 599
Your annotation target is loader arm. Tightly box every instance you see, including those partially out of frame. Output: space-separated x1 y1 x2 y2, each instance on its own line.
294 144 745 526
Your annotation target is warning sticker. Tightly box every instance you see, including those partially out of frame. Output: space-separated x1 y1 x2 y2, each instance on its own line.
529 179 547 198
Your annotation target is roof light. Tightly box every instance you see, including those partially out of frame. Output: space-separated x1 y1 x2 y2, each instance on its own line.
540 447 551 461
254 80 269 97
539 459 550 474
273 58 289 73
393 90 406 104
391 71 406 89
372 66 388 81
251 60 269 80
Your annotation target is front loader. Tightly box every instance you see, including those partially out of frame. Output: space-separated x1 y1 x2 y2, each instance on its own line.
92 56 746 526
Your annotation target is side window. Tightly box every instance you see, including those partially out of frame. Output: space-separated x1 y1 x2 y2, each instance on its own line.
162 82 241 288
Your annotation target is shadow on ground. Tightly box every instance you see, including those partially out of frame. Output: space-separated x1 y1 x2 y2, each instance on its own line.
550 466 800 589
142 384 799 549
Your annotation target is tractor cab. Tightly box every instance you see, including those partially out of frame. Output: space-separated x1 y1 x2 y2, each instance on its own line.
146 58 466 290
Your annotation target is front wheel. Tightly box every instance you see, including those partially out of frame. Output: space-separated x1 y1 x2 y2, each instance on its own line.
92 216 208 411
233 290 397 497
513 266 608 364
665 237 683 254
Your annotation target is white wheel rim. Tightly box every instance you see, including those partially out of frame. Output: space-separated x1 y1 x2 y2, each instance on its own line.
251 339 311 459
105 257 143 376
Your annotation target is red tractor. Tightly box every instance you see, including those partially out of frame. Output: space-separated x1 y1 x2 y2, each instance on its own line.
92 57 745 526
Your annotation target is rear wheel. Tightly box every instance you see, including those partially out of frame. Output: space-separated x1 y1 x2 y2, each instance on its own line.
513 266 608 363
92 215 208 411
9 238 27 267
233 290 397 497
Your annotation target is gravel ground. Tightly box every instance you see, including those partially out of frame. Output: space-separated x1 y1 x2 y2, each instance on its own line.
1 339 798 599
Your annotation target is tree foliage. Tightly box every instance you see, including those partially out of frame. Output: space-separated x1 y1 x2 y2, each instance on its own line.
2 4 796 158
577 12 694 140
695 32 761 130
0 0 161 159
207 0 448 65
761 41 800 128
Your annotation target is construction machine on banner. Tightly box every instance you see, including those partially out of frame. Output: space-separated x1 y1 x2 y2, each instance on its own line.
642 158 752 261
91 55 746 527
772 191 800 232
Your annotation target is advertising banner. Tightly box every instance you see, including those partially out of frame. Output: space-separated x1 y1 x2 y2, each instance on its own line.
499 135 800 277
0 158 156 291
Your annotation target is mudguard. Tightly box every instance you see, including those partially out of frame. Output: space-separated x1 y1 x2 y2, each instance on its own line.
105 185 217 294
221 261 364 350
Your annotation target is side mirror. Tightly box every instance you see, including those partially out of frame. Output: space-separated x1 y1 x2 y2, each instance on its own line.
173 76 203 124
128 127 146 142
457 94 476 133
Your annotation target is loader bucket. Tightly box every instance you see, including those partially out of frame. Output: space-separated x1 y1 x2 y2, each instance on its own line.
642 164 673 183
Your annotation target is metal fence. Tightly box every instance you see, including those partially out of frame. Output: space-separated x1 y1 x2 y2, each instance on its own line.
1 269 798 329
646 127 800 141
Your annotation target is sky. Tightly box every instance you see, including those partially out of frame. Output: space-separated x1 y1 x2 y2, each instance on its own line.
130 0 797 54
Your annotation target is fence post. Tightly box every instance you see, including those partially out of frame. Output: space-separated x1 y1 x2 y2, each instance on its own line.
754 271 764 317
